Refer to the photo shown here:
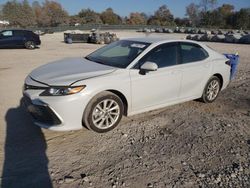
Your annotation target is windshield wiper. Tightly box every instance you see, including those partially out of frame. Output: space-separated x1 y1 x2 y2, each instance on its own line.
86 56 106 65
85 56 91 61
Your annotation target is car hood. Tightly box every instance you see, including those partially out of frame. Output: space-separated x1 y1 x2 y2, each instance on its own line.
29 57 116 86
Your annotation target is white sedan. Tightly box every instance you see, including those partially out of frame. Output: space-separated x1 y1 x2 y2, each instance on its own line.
23 38 231 132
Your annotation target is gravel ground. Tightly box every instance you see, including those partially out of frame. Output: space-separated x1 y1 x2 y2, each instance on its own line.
0 31 249 188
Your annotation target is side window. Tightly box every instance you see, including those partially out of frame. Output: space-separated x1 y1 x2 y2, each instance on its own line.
180 43 208 63
1 31 13 37
14 30 25 37
138 43 178 69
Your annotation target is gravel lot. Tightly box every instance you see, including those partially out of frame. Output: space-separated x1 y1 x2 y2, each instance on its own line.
0 31 249 188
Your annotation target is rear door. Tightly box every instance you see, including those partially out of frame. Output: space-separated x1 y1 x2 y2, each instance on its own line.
13 30 25 46
0 30 15 47
178 42 211 99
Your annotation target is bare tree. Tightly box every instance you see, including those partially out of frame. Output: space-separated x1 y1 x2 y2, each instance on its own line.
148 5 174 26
43 0 68 27
200 0 217 11
78 9 102 24
127 12 147 25
186 3 200 26
100 8 122 25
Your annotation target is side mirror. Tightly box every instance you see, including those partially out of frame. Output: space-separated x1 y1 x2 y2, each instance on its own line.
140 61 158 71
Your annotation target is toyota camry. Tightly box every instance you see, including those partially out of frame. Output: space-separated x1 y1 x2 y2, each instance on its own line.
23 38 231 132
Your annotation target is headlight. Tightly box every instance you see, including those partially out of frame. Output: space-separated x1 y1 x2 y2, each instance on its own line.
40 85 86 96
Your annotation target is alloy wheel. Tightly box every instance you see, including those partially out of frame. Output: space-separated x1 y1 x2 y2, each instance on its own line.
91 99 120 129
206 80 220 101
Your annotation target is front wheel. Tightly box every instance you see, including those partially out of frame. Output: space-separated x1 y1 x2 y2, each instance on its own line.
25 41 36 49
201 76 221 103
83 91 124 133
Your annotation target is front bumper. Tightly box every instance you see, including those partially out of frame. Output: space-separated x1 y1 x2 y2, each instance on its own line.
22 95 62 125
22 88 92 131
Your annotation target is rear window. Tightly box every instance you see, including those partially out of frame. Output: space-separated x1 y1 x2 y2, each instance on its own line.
14 30 25 36
180 43 208 63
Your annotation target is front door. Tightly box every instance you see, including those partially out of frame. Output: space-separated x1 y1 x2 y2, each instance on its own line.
0 30 14 47
130 42 182 112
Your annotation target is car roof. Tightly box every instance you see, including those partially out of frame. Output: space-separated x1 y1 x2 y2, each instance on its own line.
1 29 32 32
121 37 202 45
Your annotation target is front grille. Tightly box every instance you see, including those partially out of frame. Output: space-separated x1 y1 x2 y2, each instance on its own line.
23 95 61 126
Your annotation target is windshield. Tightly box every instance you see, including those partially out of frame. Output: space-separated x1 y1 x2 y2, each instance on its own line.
86 40 150 68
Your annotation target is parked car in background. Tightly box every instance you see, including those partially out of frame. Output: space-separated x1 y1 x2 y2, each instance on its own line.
23 38 232 133
0 29 41 49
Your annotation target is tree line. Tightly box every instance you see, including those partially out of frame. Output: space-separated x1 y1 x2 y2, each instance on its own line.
0 0 249 29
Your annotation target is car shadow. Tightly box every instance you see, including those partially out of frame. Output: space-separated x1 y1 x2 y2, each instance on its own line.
1 99 52 188
0 46 40 50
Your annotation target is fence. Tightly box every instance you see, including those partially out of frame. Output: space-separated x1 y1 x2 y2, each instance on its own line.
1 24 175 33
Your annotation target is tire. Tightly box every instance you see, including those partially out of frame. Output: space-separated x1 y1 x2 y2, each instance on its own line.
25 41 36 49
201 76 221 103
83 91 124 133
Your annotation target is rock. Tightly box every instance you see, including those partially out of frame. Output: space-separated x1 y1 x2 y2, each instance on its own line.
182 161 187 165
231 173 236 178
147 183 154 188
214 175 221 184
50 171 55 176
58 178 64 184
122 133 128 138
83 176 89 182
198 173 206 178
239 166 244 172
80 173 87 178
64 176 75 183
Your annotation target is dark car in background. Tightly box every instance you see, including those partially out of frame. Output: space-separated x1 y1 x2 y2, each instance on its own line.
0 29 41 49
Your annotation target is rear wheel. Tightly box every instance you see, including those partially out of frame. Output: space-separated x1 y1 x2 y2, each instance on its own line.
83 91 124 133
201 76 221 103
25 41 36 49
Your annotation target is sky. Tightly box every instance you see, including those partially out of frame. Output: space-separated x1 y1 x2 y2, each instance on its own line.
0 0 249 17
